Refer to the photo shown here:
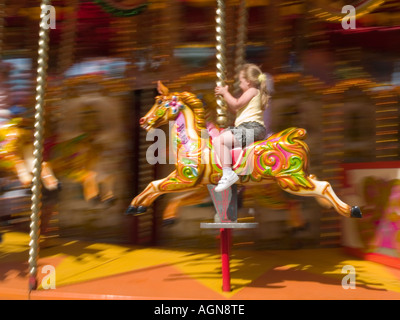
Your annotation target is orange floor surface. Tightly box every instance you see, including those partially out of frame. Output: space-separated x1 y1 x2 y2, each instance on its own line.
1 232 400 300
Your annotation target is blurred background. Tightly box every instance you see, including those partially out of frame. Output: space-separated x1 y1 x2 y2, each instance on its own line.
0 0 399 265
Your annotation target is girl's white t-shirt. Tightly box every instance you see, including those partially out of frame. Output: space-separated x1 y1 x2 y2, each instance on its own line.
234 90 265 127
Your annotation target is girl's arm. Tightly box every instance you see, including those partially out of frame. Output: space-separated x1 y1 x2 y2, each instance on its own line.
215 86 258 113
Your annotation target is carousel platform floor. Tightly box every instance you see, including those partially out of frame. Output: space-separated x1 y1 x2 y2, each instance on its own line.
1 232 400 300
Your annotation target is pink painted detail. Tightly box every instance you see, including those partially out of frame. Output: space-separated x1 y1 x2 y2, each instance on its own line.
276 143 292 162
266 143 292 172
252 140 284 173
373 185 400 251
375 221 398 249
389 186 400 202
176 113 191 153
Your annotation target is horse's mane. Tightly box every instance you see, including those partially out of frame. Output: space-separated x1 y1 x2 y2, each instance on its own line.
178 91 207 131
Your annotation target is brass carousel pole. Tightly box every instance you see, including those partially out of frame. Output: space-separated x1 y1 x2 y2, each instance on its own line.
29 0 51 291
215 0 228 128
233 0 247 96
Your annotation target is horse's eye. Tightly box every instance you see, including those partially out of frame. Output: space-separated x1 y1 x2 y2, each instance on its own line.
158 100 162 104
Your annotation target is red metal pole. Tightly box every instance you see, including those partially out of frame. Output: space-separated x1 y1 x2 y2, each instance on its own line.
220 228 231 292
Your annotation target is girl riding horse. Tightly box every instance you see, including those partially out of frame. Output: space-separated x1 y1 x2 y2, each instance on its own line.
126 81 362 220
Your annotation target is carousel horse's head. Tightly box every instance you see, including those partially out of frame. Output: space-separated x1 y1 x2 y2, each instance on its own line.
140 81 186 131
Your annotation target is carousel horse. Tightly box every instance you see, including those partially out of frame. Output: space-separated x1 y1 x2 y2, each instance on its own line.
126 81 362 220
160 77 306 228
0 118 58 191
51 95 121 204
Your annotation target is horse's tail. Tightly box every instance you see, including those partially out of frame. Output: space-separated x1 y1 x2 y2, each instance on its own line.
255 127 312 190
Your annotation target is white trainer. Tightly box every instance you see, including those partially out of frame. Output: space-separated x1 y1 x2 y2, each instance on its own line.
214 170 239 192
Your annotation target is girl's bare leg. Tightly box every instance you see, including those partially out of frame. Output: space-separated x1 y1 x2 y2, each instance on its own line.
213 130 237 168
213 130 240 192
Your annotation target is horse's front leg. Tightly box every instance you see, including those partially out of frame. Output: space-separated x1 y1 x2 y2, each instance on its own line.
126 170 201 215
41 161 59 191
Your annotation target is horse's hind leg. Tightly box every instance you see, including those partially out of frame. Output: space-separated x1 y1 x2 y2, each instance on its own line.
315 195 333 209
99 174 116 204
279 175 362 218
163 188 209 223
287 199 306 229
82 171 100 202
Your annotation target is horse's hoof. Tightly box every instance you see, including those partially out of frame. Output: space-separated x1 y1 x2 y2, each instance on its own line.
125 205 137 215
137 206 147 214
125 205 147 215
350 206 362 218
163 218 176 226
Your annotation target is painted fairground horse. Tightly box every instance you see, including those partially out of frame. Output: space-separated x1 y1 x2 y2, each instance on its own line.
0 118 59 191
126 81 362 220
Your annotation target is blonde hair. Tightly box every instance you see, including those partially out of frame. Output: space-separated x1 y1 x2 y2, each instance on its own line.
240 63 273 110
